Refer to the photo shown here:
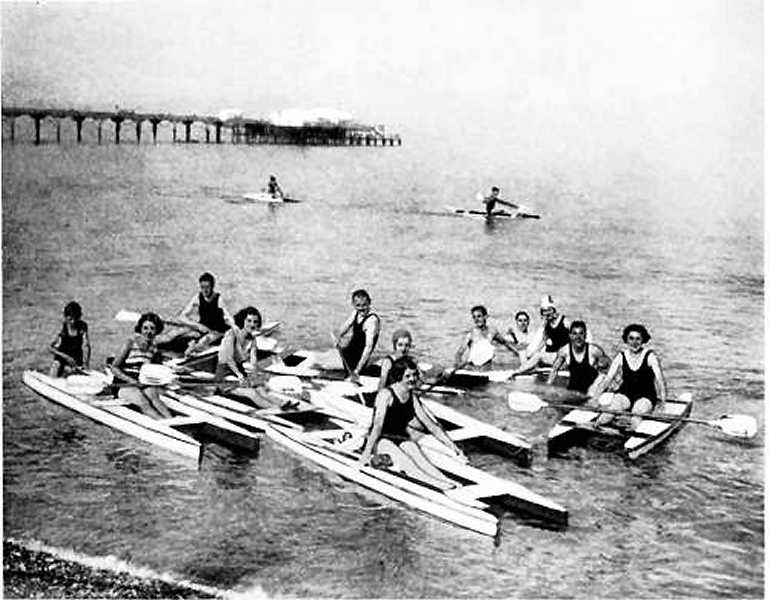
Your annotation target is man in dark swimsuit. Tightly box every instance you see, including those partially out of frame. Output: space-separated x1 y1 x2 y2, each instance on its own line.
482 186 520 216
158 272 234 356
547 320 609 394
335 289 381 381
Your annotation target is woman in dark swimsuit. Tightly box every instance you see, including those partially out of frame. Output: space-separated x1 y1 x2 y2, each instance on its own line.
590 323 667 428
358 356 465 489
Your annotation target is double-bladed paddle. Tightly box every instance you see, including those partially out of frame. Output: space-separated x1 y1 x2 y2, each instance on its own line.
506 391 758 439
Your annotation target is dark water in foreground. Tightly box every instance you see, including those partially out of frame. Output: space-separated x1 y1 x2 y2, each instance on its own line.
2 141 763 598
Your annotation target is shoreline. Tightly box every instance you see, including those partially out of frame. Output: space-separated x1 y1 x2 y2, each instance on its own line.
3 539 220 599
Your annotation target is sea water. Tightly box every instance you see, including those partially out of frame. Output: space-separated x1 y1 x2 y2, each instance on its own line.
2 131 763 597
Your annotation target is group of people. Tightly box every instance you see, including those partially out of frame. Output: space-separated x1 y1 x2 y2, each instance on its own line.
450 294 667 428
47 278 666 483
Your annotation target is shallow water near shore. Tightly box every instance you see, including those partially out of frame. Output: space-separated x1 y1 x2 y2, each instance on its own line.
2 135 763 597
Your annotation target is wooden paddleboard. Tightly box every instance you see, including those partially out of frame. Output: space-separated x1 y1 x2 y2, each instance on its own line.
446 206 540 220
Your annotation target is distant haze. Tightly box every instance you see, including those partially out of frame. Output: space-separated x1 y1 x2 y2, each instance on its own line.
2 0 763 178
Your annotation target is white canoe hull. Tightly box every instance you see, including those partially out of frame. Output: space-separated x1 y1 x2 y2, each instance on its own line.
547 394 694 459
167 386 567 533
23 371 262 459
23 370 202 460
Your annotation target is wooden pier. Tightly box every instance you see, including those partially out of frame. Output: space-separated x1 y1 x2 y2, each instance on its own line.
1 106 402 147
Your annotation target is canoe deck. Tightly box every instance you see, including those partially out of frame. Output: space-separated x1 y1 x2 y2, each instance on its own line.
165 385 567 534
22 370 262 460
547 395 694 459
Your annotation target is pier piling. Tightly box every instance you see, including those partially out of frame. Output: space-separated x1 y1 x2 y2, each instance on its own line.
2 106 402 147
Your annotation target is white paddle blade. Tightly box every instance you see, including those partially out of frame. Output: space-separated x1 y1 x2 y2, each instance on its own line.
256 336 279 352
267 376 304 394
66 372 111 395
487 369 514 383
507 391 547 412
114 309 142 322
138 364 176 386
417 361 433 372
475 192 485 201
715 415 758 439
468 339 495 366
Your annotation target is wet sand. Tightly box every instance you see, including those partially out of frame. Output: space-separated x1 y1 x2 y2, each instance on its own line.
3 540 218 598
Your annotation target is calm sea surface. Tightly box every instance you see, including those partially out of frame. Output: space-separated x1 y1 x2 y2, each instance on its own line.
2 133 763 598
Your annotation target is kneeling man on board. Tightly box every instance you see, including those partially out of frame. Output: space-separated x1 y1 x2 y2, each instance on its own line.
482 186 520 216
546 320 610 395
334 288 381 382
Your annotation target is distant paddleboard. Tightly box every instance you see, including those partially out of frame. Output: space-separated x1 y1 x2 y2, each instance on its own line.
446 206 540 220
241 192 301 204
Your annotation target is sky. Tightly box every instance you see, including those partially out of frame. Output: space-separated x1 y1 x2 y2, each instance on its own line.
1 0 763 165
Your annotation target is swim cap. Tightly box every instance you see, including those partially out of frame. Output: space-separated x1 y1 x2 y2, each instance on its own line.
540 295 556 310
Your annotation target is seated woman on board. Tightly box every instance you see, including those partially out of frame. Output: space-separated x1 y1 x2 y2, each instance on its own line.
215 306 263 386
110 312 172 419
589 323 667 429
358 356 466 490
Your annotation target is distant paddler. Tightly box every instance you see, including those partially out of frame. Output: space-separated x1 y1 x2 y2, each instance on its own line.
481 186 521 217
546 320 610 395
266 175 284 199
588 323 667 429
215 306 264 386
333 289 381 382
110 312 172 419
454 305 519 369
358 356 466 489
160 272 234 357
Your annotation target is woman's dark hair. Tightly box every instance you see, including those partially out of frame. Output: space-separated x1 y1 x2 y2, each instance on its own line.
391 328 412 349
199 272 215 286
389 356 419 383
514 310 529 320
622 323 651 343
64 301 82 320
351 288 371 302
135 312 164 335
470 305 488 316
233 306 262 329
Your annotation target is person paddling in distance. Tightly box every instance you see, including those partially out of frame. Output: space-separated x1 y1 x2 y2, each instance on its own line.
588 323 667 429
358 356 466 490
266 175 284 199
49 301 91 377
334 289 381 382
110 312 172 419
482 186 520 217
215 306 263 386
512 295 573 375
546 320 610 395
455 305 519 369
